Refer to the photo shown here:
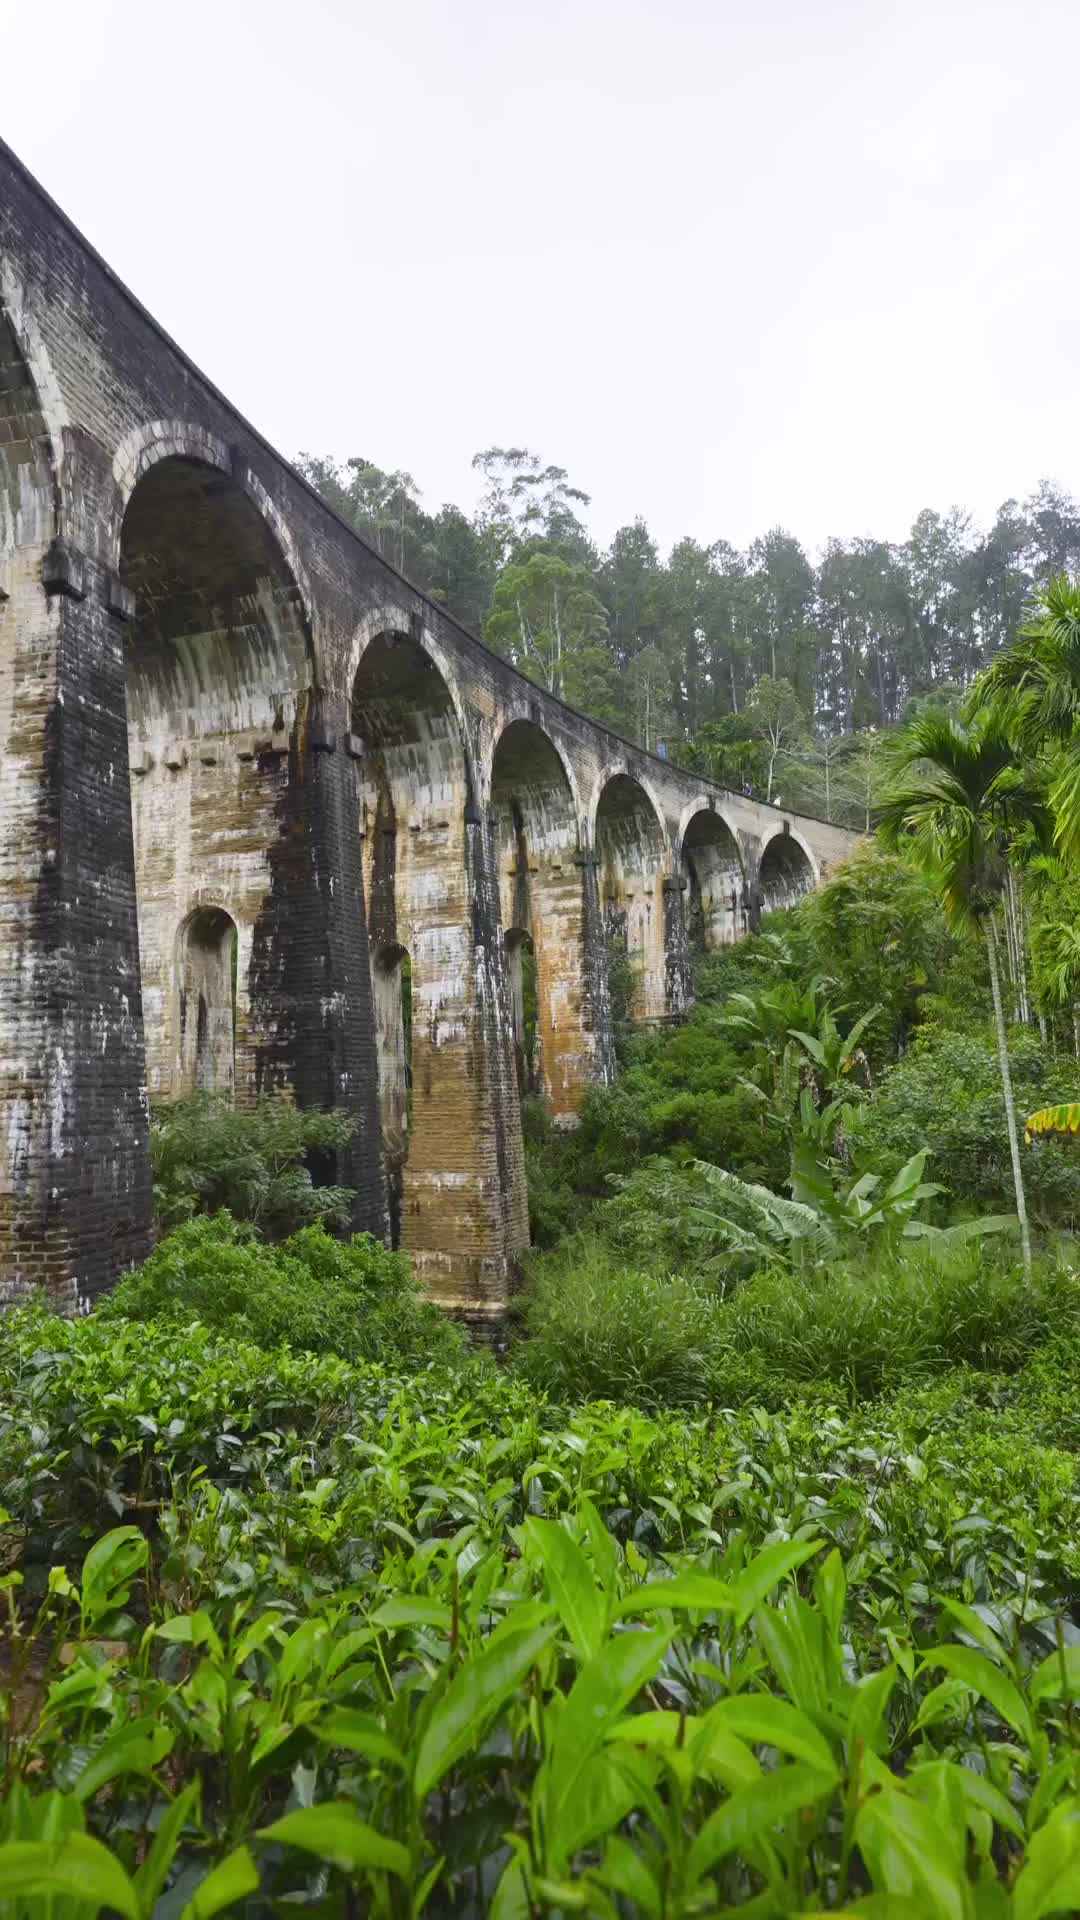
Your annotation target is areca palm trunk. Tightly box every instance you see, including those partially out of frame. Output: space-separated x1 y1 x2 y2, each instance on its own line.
984 921 1033 1284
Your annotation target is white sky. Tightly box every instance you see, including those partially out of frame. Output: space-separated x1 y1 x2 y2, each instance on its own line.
5 0 1078 558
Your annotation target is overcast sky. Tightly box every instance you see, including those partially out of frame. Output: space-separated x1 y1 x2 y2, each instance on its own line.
5 0 1077 557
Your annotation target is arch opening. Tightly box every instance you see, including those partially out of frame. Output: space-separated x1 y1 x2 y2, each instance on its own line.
680 809 745 953
759 830 815 914
594 773 667 1022
120 454 314 1098
350 629 469 816
121 456 313 741
177 907 237 1098
490 720 582 1112
372 942 412 1251
0 303 56 555
504 928 538 1096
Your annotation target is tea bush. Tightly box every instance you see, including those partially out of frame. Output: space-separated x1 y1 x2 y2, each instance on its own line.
3 1305 1080 1913
101 1214 464 1368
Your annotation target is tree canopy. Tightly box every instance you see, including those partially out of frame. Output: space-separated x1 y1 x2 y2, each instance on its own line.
298 446 1080 826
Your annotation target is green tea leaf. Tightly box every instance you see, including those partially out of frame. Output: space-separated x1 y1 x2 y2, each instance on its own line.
924 1645 1035 1743
259 1804 410 1877
545 1627 672 1867
315 1709 406 1769
1013 1798 1080 1920
154 1611 224 1660
524 1516 606 1659
413 1620 557 1798
732 1539 823 1628
613 1572 735 1619
370 1595 453 1631
848 1665 898 1757
686 1763 837 1885
72 1718 174 1803
0 1835 139 1918
856 1786 970 1920
134 1780 201 1916
180 1845 259 1920
814 1548 846 1640
1031 1645 1080 1705
708 1693 837 1772
81 1527 147 1627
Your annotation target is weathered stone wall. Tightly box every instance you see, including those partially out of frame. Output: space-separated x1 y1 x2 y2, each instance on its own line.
0 137 860 1317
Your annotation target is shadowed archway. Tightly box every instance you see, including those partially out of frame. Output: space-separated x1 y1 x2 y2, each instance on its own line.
491 719 600 1120
594 772 669 1021
176 907 237 1098
680 807 745 953
758 828 815 914
121 454 314 1101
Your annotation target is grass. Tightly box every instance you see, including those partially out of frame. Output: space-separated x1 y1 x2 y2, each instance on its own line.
513 1233 1080 1408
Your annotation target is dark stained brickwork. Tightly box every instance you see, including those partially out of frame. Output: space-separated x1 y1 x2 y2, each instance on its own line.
0 139 859 1317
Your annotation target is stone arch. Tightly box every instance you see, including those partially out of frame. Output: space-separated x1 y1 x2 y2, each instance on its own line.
175 905 237 1098
483 710 584 820
350 626 527 1308
678 803 746 952
588 759 670 856
119 448 315 741
120 451 316 1098
594 771 669 1022
0 288 62 553
491 718 598 1118
348 609 477 808
758 826 817 914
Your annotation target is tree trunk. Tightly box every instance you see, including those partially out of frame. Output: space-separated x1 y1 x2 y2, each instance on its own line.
985 922 1032 1285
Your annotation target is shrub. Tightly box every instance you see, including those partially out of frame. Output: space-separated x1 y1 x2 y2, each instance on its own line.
513 1236 721 1409
101 1214 464 1367
151 1095 357 1239
847 1022 1080 1228
794 845 971 1063
520 1098 587 1248
711 1240 1080 1401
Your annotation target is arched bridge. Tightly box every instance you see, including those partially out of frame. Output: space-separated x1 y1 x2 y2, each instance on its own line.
0 140 859 1317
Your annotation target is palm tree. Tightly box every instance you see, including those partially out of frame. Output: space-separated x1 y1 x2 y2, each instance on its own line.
877 711 1050 1283
973 575 1080 861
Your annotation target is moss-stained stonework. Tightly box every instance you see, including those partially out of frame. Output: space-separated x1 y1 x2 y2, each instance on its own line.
0 138 859 1318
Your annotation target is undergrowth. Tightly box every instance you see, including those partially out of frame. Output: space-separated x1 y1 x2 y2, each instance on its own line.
101 1214 463 1369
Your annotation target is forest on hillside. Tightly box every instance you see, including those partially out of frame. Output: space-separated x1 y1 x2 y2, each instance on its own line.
298 447 1080 825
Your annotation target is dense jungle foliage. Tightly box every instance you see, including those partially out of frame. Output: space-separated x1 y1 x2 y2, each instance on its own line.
299 446 1080 826
12 588 1080 1911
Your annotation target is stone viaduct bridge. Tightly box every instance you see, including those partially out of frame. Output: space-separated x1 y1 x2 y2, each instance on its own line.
0 139 858 1318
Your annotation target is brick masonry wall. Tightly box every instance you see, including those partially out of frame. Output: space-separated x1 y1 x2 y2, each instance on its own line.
0 139 860 1315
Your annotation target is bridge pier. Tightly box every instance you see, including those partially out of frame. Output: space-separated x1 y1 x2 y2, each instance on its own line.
0 550 154 1309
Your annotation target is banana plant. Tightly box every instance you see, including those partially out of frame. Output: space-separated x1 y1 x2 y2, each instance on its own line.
1025 1102 1080 1143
